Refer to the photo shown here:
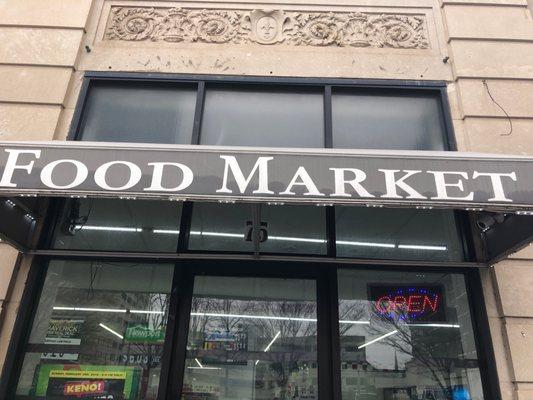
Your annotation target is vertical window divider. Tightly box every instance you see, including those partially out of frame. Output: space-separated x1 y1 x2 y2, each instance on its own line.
326 207 337 258
177 202 193 253
157 264 183 400
191 81 206 144
168 265 195 399
324 85 333 148
327 268 342 400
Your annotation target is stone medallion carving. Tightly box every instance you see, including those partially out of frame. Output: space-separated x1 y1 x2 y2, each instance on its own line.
106 6 429 49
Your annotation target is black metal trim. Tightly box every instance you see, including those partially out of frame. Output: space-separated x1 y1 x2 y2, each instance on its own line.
177 202 193 253
326 206 336 258
324 85 333 148
67 78 91 141
168 264 195 398
156 263 182 400
82 71 447 88
465 268 502 400
439 86 458 151
191 81 205 145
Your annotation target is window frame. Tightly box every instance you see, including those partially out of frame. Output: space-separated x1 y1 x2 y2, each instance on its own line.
68 72 457 152
0 257 501 400
0 73 499 400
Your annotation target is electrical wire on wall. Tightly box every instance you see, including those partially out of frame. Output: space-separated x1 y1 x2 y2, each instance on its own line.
482 80 513 136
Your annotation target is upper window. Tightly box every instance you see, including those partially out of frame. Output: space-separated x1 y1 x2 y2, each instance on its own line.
74 76 452 151
78 81 196 144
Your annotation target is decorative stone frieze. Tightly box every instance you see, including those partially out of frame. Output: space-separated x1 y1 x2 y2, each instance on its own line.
105 6 429 49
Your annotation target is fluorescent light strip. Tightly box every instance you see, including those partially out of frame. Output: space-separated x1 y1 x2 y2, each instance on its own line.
264 331 281 352
54 306 126 313
75 225 142 232
337 240 395 248
190 312 316 323
190 231 243 238
268 235 325 243
195 358 203 368
398 244 447 251
99 323 123 340
53 306 163 315
153 229 180 234
408 323 460 328
256 331 281 365
339 320 371 325
74 226 448 252
358 330 398 349
187 367 222 370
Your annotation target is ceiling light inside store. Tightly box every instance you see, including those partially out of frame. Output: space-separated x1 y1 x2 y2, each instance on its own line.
99 323 123 340
358 330 398 349
75 225 142 232
256 331 281 365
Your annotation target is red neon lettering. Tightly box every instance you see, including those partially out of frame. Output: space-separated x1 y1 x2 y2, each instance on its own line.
407 295 423 312
423 294 439 312
375 296 391 313
393 296 407 312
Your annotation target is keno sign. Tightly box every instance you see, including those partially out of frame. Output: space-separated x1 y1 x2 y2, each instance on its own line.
0 141 532 211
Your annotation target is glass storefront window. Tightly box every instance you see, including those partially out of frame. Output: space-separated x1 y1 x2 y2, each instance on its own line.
335 207 465 262
200 85 324 148
78 81 197 144
337 269 484 400
52 198 183 252
188 203 255 252
259 205 327 255
16 260 174 399
331 89 448 150
182 276 318 400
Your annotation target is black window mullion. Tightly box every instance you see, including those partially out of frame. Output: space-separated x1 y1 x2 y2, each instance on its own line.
177 202 193 252
328 268 342 400
326 206 336 258
168 265 195 399
324 85 333 148
317 269 335 400
191 81 206 144
156 264 183 400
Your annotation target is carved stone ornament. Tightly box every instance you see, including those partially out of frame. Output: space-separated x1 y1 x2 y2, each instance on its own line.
106 7 429 49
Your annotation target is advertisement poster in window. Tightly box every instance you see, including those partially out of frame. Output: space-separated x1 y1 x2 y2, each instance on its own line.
33 365 140 399
41 318 84 361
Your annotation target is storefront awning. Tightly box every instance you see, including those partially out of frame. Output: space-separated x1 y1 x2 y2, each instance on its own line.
0 140 532 260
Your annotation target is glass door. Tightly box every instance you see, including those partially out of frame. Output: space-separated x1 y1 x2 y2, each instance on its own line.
178 274 320 400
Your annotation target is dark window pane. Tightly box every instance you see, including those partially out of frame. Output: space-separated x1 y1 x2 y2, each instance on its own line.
200 85 324 147
52 198 182 252
337 269 484 400
16 260 173 399
182 276 318 400
332 90 447 150
260 205 327 255
335 207 464 261
79 82 196 144
188 203 254 252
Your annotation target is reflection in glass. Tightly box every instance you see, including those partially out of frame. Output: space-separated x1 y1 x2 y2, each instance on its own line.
337 269 484 400
79 81 196 144
200 85 324 147
335 207 464 262
53 198 182 252
188 203 254 252
332 90 447 150
260 205 327 255
15 260 174 399
182 276 318 400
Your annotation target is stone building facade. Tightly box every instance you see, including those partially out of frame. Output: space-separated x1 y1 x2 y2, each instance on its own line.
0 0 532 399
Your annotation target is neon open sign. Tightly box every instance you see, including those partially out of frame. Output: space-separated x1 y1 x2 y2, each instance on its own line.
369 285 446 322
